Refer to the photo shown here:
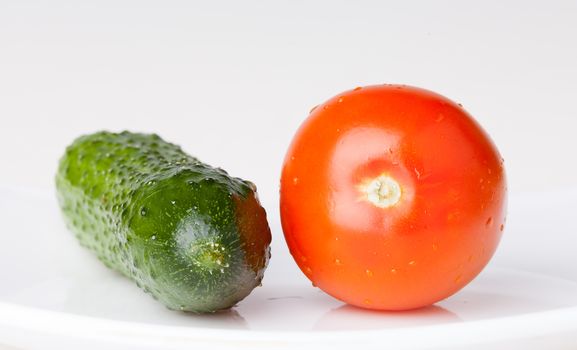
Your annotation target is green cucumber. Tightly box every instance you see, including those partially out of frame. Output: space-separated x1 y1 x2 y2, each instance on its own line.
55 131 271 313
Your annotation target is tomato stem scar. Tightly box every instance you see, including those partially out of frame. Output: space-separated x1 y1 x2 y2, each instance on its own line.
358 174 402 208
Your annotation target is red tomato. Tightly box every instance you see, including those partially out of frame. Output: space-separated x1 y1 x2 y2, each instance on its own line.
280 85 506 310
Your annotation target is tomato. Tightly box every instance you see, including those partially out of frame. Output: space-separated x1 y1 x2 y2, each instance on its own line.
280 85 506 310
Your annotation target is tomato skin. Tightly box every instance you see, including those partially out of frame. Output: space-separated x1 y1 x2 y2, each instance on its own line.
280 85 506 310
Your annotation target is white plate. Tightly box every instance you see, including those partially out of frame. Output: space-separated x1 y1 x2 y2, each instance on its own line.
0 187 576 350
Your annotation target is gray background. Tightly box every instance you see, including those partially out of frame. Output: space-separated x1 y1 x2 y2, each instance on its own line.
1 0 576 206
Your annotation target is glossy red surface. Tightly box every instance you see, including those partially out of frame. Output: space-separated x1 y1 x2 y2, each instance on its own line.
280 85 507 310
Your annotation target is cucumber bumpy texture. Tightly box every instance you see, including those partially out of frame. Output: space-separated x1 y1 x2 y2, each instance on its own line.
56 131 272 313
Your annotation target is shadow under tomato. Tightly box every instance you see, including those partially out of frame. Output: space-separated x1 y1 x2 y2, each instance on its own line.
313 303 462 331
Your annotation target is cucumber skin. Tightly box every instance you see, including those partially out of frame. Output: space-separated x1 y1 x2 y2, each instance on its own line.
55 131 271 313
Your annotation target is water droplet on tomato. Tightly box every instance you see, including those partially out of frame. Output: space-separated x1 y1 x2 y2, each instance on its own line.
408 260 416 266
293 177 299 185
447 211 460 221
354 86 362 91
365 269 373 277
390 268 398 274
337 97 344 103
334 258 342 265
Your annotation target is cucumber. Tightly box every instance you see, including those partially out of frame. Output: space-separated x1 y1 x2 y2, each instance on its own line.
55 131 271 313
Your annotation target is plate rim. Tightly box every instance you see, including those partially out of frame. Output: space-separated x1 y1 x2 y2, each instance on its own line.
1 297 577 347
